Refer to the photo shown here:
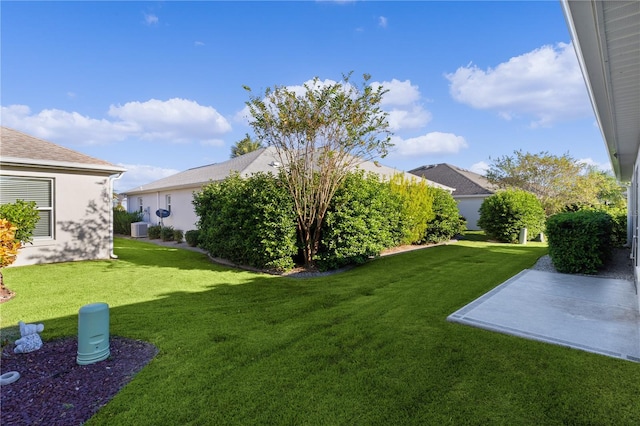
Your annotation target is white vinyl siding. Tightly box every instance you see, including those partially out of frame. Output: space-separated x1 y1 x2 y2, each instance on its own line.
0 176 54 238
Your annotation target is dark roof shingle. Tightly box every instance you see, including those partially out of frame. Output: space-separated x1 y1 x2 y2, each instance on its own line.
1 127 123 171
409 163 496 196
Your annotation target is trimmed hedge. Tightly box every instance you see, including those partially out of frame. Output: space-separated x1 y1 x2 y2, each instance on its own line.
388 174 434 245
478 189 545 243
193 173 297 272
317 171 404 270
546 210 613 274
185 230 200 247
605 207 627 248
423 187 466 243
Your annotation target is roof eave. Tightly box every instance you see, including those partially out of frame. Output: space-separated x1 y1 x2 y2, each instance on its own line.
1 156 126 175
123 182 207 195
561 0 639 182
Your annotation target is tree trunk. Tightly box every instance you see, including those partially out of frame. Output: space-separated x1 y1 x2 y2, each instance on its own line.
0 269 16 302
298 222 314 268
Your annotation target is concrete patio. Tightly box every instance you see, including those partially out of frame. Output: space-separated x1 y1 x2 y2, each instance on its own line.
448 269 640 362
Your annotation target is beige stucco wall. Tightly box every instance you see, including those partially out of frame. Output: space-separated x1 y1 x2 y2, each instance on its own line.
455 196 487 231
3 167 115 267
127 187 201 237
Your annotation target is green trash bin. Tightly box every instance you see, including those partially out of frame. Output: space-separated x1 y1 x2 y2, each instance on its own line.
77 302 110 365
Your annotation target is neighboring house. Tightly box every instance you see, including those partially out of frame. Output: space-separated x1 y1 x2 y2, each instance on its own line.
122 146 453 234
0 127 126 267
409 163 496 230
561 1 640 291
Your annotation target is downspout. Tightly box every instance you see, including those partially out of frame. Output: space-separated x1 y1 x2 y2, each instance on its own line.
109 172 124 259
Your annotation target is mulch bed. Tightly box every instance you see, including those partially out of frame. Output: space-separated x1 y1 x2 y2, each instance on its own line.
1 336 157 426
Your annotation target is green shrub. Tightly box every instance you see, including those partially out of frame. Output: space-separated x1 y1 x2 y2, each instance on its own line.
478 189 545 243
563 204 627 248
317 171 404 270
423 188 466 243
0 200 40 244
161 226 175 242
194 172 297 272
603 207 627 248
546 210 613 274
173 229 184 243
113 209 143 235
185 230 200 247
147 225 162 239
388 174 435 245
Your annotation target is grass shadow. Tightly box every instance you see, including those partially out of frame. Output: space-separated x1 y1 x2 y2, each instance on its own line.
6 238 638 425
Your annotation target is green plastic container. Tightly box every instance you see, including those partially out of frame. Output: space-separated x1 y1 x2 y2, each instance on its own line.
77 302 110 365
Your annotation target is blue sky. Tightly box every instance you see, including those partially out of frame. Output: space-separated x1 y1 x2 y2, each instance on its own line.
2 1 609 192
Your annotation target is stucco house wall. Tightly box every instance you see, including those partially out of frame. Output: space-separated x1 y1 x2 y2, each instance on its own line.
131 188 201 233
124 147 453 235
454 196 486 231
1 127 125 267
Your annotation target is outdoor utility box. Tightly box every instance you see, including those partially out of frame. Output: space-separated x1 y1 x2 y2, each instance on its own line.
131 222 148 238
77 302 110 365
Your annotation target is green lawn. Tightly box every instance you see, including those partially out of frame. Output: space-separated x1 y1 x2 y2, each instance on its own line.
2 237 640 425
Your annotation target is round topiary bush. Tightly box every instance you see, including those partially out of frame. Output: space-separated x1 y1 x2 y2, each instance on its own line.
478 189 545 243
185 230 200 247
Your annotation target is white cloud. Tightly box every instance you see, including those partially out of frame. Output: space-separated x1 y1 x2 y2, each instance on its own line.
446 42 592 126
108 98 231 142
1 104 135 145
470 161 490 175
378 16 388 28
387 106 432 131
373 79 421 106
115 163 180 193
2 98 232 146
200 138 225 147
194 41 205 47
233 105 252 126
144 14 158 26
578 157 613 172
391 132 468 156
372 79 431 130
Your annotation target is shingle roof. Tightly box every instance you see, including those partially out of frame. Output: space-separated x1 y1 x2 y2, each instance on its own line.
409 163 496 196
124 147 453 194
1 126 124 173
123 147 280 193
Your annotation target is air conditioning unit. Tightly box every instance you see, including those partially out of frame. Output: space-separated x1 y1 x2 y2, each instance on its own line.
131 222 148 238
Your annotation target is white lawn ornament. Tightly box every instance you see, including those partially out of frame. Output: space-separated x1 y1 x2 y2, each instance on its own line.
14 321 44 354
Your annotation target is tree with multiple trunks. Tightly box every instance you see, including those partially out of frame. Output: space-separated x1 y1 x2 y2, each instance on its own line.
485 150 625 215
244 73 393 266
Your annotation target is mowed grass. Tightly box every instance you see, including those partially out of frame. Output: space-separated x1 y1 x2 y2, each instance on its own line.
2 237 640 425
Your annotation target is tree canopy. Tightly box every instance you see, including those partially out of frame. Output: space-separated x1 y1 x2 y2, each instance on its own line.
230 134 263 158
244 72 393 266
485 150 626 215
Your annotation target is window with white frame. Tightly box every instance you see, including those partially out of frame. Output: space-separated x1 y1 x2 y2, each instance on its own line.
0 176 54 239
138 197 143 213
166 194 172 213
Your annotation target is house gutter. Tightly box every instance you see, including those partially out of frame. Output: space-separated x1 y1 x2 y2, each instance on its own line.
109 172 125 259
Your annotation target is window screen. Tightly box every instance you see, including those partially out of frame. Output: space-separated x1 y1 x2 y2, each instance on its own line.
0 176 54 238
